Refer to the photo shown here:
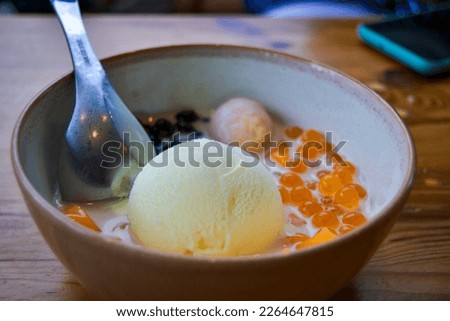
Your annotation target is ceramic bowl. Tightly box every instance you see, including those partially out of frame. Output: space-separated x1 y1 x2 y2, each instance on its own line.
12 45 415 300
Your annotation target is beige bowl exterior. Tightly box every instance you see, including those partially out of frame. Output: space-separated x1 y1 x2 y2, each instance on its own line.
12 45 415 300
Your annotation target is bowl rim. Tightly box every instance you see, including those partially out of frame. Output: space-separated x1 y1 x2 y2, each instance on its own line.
11 44 416 265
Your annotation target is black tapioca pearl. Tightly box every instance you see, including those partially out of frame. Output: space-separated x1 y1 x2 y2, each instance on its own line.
175 110 199 123
154 118 175 138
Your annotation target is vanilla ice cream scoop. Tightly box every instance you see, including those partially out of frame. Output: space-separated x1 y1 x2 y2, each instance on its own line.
209 97 273 151
128 138 283 256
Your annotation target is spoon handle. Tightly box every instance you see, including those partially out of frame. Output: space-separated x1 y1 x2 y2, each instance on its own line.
50 0 105 82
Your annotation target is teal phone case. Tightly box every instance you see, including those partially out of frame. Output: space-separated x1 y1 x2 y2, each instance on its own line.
358 22 450 76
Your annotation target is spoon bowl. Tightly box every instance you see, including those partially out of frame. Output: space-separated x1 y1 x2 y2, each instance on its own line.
51 0 153 201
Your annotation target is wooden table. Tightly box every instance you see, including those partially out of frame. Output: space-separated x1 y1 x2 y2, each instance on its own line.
1 15 449 300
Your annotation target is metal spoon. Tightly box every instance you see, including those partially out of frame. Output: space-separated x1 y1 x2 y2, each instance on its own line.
51 0 154 201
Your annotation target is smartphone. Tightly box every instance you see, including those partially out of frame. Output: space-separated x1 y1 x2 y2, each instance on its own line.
358 6 450 76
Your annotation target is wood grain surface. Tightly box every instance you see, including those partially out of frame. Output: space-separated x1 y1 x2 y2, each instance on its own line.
0 15 449 300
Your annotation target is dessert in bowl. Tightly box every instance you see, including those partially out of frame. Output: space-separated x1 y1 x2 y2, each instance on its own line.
11 45 415 299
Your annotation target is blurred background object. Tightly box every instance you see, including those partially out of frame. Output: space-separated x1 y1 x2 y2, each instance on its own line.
0 0 449 16
246 0 449 17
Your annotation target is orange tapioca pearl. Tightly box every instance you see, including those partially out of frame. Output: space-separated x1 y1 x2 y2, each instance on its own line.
278 186 291 204
270 147 288 166
290 186 314 204
347 183 367 198
334 185 360 209
317 170 330 179
62 204 101 232
270 142 290 166
334 167 353 185
287 158 307 174
312 211 339 229
342 212 367 227
279 172 303 188
318 174 343 196
320 195 333 205
324 205 345 216
298 201 323 217
302 129 325 144
337 225 355 235
285 126 303 138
